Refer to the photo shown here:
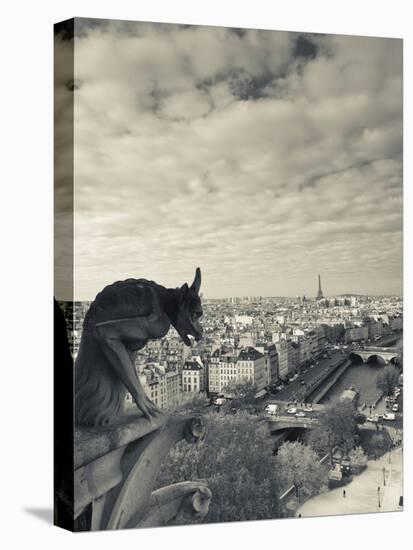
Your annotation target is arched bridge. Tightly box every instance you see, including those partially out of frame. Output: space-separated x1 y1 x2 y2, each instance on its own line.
267 415 320 432
350 346 399 365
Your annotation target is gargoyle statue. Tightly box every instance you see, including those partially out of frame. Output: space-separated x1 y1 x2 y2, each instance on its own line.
75 268 203 426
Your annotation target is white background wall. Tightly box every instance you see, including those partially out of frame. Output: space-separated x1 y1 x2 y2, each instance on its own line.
1 0 411 548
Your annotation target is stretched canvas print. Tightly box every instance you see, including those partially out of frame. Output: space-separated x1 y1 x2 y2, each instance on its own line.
54 17 403 532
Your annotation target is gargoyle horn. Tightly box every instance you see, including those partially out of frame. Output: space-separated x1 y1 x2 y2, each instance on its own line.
190 267 202 294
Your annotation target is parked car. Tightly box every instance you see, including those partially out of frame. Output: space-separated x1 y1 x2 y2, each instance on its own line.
287 407 297 414
265 403 279 416
295 411 306 418
392 403 399 412
367 415 379 423
304 404 313 412
383 413 396 421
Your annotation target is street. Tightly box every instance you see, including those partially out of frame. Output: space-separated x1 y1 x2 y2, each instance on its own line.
264 350 347 405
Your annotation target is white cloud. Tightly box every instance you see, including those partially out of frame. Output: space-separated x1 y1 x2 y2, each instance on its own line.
53 21 403 299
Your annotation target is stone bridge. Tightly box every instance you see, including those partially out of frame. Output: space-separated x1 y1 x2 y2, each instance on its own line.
267 415 320 432
350 347 399 365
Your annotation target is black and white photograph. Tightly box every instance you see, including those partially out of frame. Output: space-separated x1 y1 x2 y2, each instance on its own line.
3 2 411 548
53 16 403 531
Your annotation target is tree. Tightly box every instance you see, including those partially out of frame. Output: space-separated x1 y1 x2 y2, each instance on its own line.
370 433 387 454
222 379 257 409
274 441 328 501
307 424 336 455
392 339 403 369
155 412 280 523
348 446 368 472
355 412 367 425
393 354 403 370
166 391 208 414
376 366 399 396
308 401 357 454
322 323 345 344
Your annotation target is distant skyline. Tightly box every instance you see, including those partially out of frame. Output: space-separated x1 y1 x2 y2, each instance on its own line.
55 19 403 300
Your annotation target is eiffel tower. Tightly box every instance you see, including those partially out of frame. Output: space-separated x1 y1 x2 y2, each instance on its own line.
316 274 324 300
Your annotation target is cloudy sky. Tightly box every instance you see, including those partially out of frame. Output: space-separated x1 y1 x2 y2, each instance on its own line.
55 19 402 300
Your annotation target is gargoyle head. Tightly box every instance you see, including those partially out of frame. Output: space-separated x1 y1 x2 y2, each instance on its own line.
173 268 203 347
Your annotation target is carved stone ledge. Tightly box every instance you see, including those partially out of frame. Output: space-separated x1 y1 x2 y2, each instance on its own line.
71 413 209 530
74 409 167 469
137 481 212 528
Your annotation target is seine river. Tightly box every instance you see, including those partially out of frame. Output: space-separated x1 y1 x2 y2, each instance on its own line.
320 361 383 407
320 334 402 407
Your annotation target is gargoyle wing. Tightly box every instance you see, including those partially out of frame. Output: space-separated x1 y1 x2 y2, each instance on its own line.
85 280 162 326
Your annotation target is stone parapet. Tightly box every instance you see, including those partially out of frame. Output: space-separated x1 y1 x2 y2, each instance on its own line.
56 412 211 531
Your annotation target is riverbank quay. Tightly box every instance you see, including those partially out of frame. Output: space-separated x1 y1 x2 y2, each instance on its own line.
296 447 403 518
